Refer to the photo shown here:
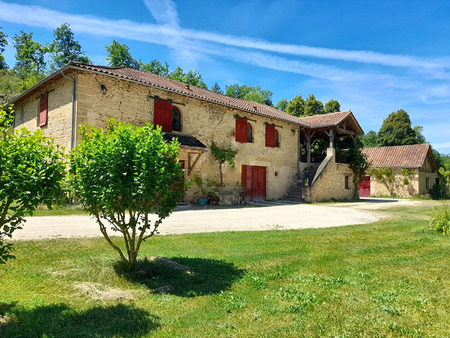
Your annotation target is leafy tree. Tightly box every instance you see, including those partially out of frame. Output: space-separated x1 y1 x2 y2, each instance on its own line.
169 66 207 89
49 23 90 69
13 30 47 76
275 98 288 112
210 141 238 185
225 84 273 106
360 130 378 148
105 40 140 69
140 59 169 76
0 107 65 264
304 94 324 116
285 95 305 117
211 82 223 94
413 125 426 144
0 70 23 105
377 109 417 146
324 99 341 113
0 27 8 69
69 120 184 270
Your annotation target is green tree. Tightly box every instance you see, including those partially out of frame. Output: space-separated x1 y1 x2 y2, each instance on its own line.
413 125 426 144
140 59 169 76
0 27 8 69
69 120 184 270
377 109 417 146
275 98 289 112
225 84 273 106
211 82 223 94
0 107 65 264
49 23 90 69
13 30 47 76
324 99 341 113
0 70 23 105
210 141 238 185
169 66 207 89
304 94 324 116
105 40 140 69
360 130 378 148
285 95 305 117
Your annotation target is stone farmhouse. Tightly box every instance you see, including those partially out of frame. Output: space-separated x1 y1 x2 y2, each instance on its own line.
361 144 438 198
9 62 364 203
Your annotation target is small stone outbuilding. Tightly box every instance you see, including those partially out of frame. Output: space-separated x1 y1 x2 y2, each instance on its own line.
361 144 439 198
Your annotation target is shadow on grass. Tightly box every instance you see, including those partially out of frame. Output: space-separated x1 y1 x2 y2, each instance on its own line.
115 256 246 297
0 303 159 337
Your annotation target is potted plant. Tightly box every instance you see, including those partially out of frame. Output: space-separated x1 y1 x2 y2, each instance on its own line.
304 178 309 186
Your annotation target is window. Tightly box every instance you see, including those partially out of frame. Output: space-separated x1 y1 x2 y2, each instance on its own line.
247 122 253 143
274 129 280 148
172 106 182 131
345 175 350 190
426 178 430 190
154 100 183 132
235 117 248 143
39 94 48 127
265 124 279 148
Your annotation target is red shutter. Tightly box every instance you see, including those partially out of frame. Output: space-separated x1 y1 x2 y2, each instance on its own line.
154 100 172 132
39 94 48 127
265 124 275 147
235 118 247 143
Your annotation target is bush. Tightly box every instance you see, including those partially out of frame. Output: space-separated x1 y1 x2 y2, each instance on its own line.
429 205 450 235
430 183 449 200
70 120 184 270
0 107 66 264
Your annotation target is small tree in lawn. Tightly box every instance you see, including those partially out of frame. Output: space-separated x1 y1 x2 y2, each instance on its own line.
69 120 184 270
210 141 238 186
0 107 65 264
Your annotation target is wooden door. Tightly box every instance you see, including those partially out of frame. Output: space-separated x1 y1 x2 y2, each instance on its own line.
359 176 370 197
242 165 267 202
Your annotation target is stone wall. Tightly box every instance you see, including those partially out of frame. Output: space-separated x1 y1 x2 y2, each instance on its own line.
306 149 354 202
369 166 438 198
74 72 299 201
13 75 73 151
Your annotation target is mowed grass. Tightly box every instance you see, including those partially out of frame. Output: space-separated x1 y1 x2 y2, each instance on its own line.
1 205 449 337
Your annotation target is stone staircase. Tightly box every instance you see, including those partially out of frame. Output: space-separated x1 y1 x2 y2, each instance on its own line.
282 164 320 202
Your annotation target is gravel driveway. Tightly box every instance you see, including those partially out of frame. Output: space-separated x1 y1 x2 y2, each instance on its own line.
12 198 426 241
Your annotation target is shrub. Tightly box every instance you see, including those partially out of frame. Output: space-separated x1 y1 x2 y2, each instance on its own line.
70 120 184 270
0 107 65 264
429 205 450 235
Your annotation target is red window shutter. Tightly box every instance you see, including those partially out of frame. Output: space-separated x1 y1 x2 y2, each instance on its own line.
154 100 172 132
39 94 48 127
265 124 275 147
235 118 247 143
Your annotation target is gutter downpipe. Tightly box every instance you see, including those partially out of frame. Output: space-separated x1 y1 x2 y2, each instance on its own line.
60 69 76 150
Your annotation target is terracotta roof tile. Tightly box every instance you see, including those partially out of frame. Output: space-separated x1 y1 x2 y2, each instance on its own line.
362 144 432 168
69 62 302 125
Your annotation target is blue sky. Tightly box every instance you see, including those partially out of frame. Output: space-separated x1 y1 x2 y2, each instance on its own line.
1 0 449 154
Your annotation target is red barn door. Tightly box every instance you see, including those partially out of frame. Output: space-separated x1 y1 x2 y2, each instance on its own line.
359 176 371 197
242 165 267 202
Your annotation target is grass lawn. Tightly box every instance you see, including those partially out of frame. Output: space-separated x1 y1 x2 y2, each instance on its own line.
0 204 449 337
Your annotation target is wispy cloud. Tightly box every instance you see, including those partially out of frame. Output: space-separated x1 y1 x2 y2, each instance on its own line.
1 0 448 78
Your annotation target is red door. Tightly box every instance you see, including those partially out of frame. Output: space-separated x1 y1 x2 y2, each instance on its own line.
359 176 371 197
242 165 266 202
